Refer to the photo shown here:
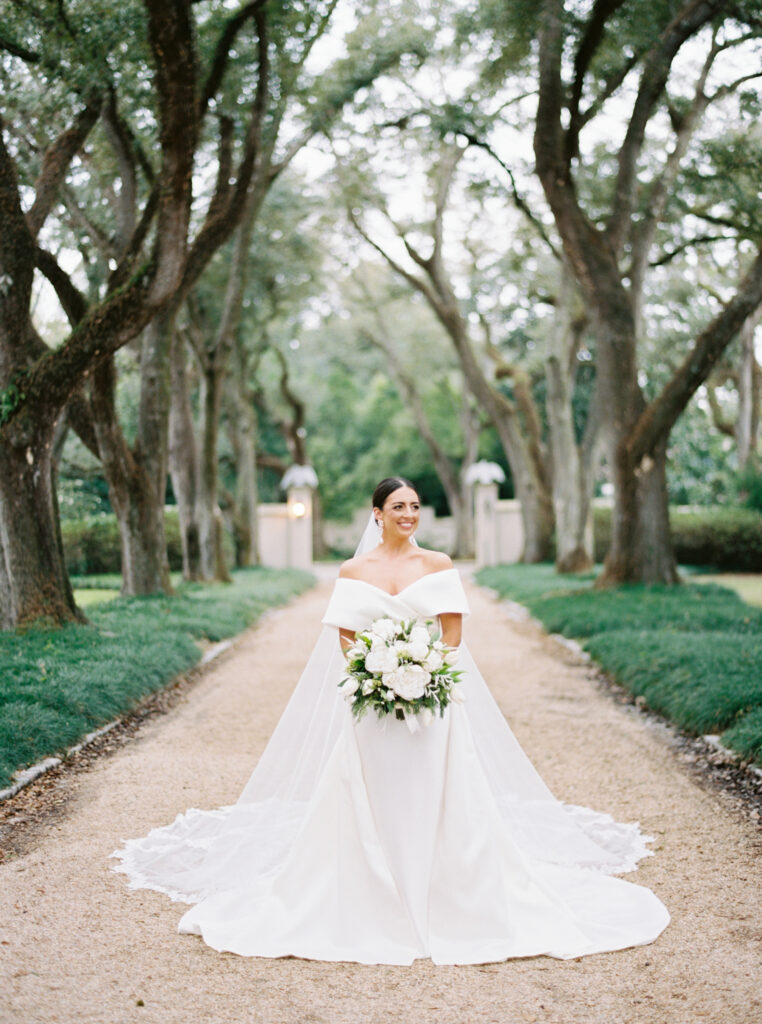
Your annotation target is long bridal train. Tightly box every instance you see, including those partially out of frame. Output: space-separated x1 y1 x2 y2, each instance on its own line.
113 569 669 965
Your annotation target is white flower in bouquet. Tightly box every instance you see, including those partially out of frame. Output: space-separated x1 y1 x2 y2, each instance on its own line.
384 663 430 701
450 682 466 704
424 649 444 672
365 645 399 674
409 625 431 647
342 675 361 695
406 639 430 662
339 616 463 728
370 618 397 641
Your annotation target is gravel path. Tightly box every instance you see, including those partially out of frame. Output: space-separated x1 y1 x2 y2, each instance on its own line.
1 575 760 1024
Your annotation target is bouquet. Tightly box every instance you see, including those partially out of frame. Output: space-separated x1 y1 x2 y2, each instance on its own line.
340 617 464 732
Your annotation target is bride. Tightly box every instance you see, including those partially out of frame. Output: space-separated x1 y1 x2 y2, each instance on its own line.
113 476 669 965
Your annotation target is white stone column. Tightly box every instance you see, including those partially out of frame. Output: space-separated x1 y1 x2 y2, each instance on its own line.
282 465 318 571
286 486 313 570
465 461 506 569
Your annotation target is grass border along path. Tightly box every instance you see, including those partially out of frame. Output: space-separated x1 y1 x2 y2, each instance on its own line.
0 567 314 790
476 564 762 767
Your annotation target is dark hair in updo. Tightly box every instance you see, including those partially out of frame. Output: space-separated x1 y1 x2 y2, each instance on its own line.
372 476 419 511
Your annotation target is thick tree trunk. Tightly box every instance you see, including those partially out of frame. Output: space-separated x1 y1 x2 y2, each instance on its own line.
0 414 83 629
197 368 230 581
547 351 595 572
226 377 261 567
459 346 554 562
737 310 761 470
169 330 202 580
435 306 553 561
90 313 175 596
603 437 678 585
545 269 595 573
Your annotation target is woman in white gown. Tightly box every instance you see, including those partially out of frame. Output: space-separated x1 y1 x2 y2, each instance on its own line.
113 476 669 965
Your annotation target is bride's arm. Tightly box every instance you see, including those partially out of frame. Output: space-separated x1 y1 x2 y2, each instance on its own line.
439 612 462 648
339 628 356 654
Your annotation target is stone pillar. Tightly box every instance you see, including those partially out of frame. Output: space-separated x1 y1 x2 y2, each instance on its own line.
465 461 506 569
286 486 313 570
282 465 318 571
473 482 498 568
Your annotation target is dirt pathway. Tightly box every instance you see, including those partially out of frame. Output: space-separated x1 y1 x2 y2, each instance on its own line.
1 574 759 1024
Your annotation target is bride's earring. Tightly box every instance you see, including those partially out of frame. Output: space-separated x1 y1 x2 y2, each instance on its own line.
376 518 383 535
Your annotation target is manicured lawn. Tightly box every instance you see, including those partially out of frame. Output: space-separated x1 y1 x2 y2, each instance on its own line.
74 588 120 607
0 568 314 790
477 564 762 765
691 573 762 608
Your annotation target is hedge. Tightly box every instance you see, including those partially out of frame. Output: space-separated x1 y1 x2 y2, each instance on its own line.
593 505 762 571
477 564 762 767
62 509 185 576
0 567 314 788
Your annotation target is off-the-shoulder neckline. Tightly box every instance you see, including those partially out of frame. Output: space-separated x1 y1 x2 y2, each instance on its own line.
335 567 458 599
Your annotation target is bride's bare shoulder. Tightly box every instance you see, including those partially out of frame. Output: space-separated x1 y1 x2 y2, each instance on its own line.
338 554 374 580
419 548 454 572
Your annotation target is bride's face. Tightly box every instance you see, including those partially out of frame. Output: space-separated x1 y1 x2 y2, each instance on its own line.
376 486 420 540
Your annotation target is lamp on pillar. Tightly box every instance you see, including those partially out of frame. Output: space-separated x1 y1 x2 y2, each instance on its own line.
465 461 506 568
281 465 318 570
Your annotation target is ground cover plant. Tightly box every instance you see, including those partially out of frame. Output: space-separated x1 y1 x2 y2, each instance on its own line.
0 568 313 789
477 565 762 765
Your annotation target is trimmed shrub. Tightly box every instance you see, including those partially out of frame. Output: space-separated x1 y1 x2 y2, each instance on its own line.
584 631 762 734
721 706 762 762
593 505 762 571
0 567 314 788
476 563 762 767
62 509 185 575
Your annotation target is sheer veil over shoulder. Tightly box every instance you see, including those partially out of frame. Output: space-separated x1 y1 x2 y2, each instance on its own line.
113 512 669 965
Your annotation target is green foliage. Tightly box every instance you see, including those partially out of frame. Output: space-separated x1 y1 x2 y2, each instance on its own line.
592 505 762 571
477 563 596 605
0 568 314 788
737 467 762 512
525 583 762 638
0 372 28 427
665 401 738 506
721 706 762 762
477 563 762 766
61 509 184 575
584 631 762 735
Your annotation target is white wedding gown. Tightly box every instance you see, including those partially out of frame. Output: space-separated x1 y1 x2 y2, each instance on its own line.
113 568 669 965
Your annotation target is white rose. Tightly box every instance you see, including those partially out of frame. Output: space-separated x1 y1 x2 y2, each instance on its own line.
362 679 376 695
444 646 460 665
370 618 397 641
342 675 361 695
409 625 431 646
407 640 429 662
365 646 399 674
393 640 410 657
424 649 443 672
386 663 430 701
384 689 395 701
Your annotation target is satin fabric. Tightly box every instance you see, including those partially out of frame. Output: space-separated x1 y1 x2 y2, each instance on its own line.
114 570 669 964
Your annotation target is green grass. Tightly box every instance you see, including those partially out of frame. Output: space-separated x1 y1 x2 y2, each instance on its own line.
477 564 762 766
0 567 314 789
691 572 762 608
74 588 120 607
